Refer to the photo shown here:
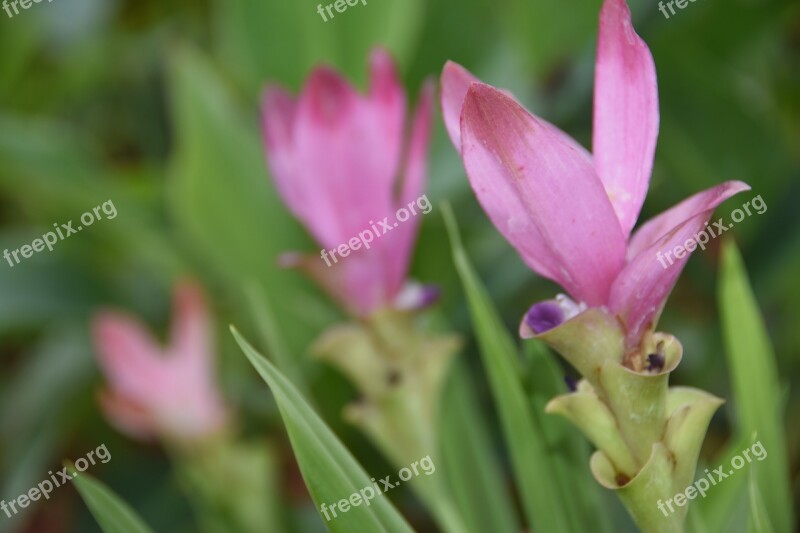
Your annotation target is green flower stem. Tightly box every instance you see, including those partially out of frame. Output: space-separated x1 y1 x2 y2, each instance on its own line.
170 436 280 533
313 309 466 533
536 310 723 532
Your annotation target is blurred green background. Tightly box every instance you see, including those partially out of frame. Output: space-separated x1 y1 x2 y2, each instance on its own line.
0 0 798 531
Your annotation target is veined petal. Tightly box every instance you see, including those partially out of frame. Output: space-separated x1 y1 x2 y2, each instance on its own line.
441 61 594 164
280 251 385 317
610 187 743 347
384 80 435 298
92 312 170 401
593 0 659 236
169 282 213 378
460 84 626 305
627 181 750 259
368 48 406 158
98 391 158 441
440 61 481 150
261 86 302 219
292 64 403 247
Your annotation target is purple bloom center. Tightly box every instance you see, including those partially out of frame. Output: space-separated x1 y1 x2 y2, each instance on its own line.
418 285 441 307
646 353 665 372
524 301 565 334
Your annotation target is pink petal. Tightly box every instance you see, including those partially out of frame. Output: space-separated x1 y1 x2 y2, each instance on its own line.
441 62 595 164
169 281 213 376
440 61 480 150
98 390 158 441
593 0 659 236
261 86 302 219
280 251 385 316
292 66 402 247
610 181 749 346
460 83 626 305
627 181 751 259
383 80 435 298
92 312 170 402
368 48 407 162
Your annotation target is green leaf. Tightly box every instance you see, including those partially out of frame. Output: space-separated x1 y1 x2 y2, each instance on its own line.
166 45 325 355
690 434 751 533
70 464 154 533
440 361 519 533
748 466 775 533
522 340 614 533
441 203 573 532
718 239 793 533
231 327 414 533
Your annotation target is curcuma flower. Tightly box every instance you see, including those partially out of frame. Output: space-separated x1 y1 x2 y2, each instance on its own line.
92 282 229 444
442 0 746 530
261 48 435 317
261 52 465 531
441 0 748 358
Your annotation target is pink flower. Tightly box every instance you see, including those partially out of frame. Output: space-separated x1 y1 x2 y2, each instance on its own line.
261 48 435 317
92 282 229 443
441 0 748 348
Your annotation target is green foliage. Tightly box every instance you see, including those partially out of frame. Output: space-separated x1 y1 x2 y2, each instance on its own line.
718 240 793 533
71 465 155 533
442 203 611 533
232 327 414 533
0 0 797 530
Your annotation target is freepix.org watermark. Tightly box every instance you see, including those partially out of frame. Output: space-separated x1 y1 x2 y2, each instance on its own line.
319 455 436 522
320 194 432 267
656 195 766 270
656 440 767 517
315 0 367 22
2 0 56 19
1 444 111 519
4 199 117 268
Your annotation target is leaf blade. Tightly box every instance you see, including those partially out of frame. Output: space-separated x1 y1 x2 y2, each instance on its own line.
70 465 154 533
441 203 573 532
231 327 414 533
718 240 793 533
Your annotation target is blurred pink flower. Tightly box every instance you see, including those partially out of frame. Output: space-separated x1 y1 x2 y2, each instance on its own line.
441 0 748 348
92 282 229 443
261 48 435 317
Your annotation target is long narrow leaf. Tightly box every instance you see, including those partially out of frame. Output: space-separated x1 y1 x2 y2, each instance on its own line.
718 240 793 533
440 361 519 533
442 203 572 532
231 327 414 533
70 464 154 533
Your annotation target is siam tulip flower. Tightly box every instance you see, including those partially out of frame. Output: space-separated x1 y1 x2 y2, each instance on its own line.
441 0 748 360
441 0 746 530
92 282 229 443
261 51 465 532
261 48 435 317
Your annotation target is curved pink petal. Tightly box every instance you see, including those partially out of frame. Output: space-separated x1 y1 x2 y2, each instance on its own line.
440 62 592 161
292 64 404 248
460 83 626 305
280 250 385 316
261 86 302 219
593 0 659 237
169 281 214 384
383 80 435 298
610 181 749 346
98 390 158 441
368 48 406 171
440 61 481 150
93 284 229 442
627 181 751 259
92 312 170 402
